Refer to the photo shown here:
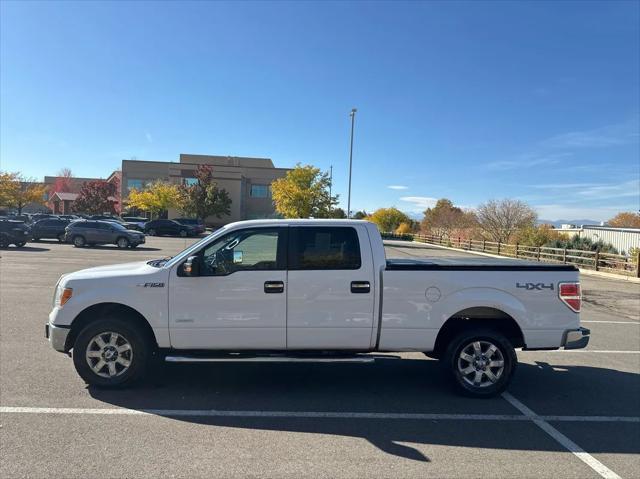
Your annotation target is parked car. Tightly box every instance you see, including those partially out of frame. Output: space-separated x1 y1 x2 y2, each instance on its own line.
31 218 72 242
174 218 205 235
89 215 143 232
0 219 31 248
46 219 589 396
58 215 79 221
144 219 195 237
31 213 58 223
64 220 146 249
7 214 32 223
121 216 149 230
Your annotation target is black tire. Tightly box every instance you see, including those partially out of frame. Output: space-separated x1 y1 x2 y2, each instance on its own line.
32 237 40 242
116 237 130 249
444 328 517 398
130 243 139 249
0 234 10 249
147 228 156 236
57 233 65 242
72 318 151 388
72 235 86 248
15 242 26 248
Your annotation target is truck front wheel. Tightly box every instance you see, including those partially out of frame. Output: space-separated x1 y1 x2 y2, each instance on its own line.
444 329 517 398
72 319 150 388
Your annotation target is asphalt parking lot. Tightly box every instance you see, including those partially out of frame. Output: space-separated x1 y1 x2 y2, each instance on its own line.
1 237 638 478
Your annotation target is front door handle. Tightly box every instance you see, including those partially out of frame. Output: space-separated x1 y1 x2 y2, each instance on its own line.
351 281 370 293
264 281 285 293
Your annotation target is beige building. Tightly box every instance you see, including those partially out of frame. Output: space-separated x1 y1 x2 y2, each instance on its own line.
121 154 290 226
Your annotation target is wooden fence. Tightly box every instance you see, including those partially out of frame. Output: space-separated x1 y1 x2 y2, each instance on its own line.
383 233 640 278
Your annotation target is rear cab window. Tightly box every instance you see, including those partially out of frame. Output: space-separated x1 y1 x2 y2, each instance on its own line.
288 227 361 270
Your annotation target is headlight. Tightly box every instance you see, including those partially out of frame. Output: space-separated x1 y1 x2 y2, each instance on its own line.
54 285 73 307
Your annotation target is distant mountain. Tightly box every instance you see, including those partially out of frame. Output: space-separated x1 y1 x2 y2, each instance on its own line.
538 219 602 228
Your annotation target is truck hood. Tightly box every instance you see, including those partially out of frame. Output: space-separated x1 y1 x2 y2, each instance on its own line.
61 261 161 283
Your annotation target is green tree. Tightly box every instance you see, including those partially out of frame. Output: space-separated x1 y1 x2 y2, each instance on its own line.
515 224 566 247
366 207 411 232
331 207 347 218
179 165 231 223
127 180 183 218
73 179 119 215
0 171 47 214
352 210 368 219
271 164 337 218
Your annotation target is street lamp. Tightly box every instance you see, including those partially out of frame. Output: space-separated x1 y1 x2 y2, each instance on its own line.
347 108 357 218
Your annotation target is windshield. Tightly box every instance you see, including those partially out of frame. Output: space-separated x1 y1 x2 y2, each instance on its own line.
110 222 128 230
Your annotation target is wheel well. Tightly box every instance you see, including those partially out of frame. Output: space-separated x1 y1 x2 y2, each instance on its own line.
430 307 525 358
65 303 158 352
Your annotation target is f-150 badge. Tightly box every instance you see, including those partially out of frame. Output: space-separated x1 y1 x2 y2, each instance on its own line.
137 282 165 288
516 282 553 291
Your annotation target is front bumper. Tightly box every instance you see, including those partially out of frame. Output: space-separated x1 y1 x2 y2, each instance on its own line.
45 322 70 352
563 327 590 350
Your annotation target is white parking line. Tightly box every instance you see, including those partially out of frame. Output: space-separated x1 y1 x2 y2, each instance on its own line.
522 350 640 354
1 406 638 423
502 392 622 479
582 321 639 324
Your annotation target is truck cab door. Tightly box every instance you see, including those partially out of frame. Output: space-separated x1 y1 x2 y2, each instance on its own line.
286 225 376 350
168 227 288 349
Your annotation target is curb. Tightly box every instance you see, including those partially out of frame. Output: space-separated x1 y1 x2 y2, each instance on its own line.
384 239 640 284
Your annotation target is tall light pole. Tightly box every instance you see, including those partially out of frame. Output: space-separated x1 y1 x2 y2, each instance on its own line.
329 165 333 205
347 108 357 218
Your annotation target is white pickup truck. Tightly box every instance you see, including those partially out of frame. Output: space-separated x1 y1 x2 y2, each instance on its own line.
46 219 589 397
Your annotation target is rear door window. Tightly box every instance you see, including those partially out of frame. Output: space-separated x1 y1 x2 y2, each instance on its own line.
288 227 361 270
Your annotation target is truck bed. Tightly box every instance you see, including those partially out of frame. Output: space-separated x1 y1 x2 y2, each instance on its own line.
386 258 578 271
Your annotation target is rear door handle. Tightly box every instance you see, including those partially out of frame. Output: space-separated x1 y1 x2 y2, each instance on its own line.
264 281 285 293
350 281 370 293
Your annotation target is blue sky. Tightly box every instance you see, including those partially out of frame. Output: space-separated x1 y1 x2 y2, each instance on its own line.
1 0 638 221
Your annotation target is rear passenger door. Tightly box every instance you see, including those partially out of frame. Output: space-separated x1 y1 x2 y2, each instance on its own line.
159 220 173 235
286 226 375 350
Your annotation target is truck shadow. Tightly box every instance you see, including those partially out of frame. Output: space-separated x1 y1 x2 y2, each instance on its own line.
88 358 640 462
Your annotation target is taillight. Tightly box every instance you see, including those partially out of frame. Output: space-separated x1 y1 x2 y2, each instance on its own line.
559 282 581 312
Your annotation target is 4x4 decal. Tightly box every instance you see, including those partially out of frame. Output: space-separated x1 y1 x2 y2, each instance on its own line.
516 282 554 291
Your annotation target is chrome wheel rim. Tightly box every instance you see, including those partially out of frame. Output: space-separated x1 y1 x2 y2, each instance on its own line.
117 238 128 248
74 237 84 246
180 230 187 237
86 332 133 378
457 340 504 388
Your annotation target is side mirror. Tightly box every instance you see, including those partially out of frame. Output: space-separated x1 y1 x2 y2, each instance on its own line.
181 255 200 277
233 251 243 264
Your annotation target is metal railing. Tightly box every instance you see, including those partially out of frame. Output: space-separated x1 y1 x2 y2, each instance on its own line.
383 233 640 278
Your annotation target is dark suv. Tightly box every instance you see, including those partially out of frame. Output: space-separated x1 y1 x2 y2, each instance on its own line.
31 218 72 242
144 219 195 237
65 220 146 249
0 220 31 248
174 218 205 235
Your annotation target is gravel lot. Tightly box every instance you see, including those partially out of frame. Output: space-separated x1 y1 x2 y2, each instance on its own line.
1 237 638 478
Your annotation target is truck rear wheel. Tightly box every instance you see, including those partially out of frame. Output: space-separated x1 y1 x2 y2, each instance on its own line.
72 318 150 388
444 329 516 398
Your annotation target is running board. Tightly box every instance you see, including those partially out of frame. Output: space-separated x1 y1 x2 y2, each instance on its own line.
164 354 387 364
